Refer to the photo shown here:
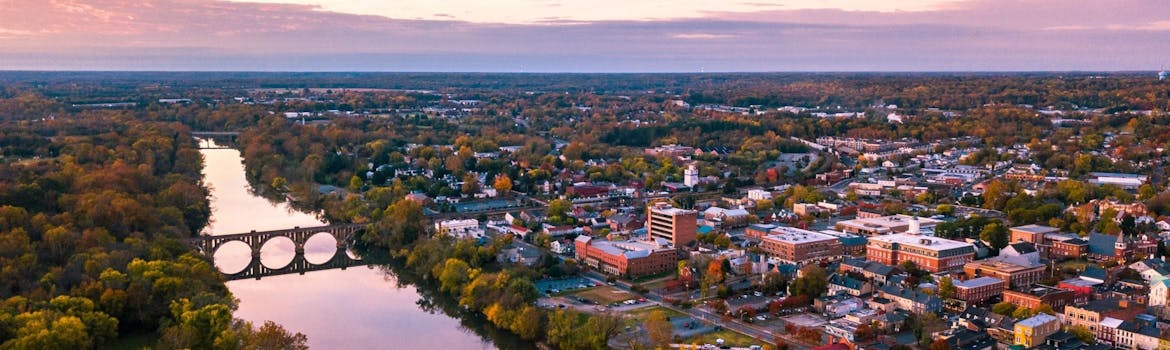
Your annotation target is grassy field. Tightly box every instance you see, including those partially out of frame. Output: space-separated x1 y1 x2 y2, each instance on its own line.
623 305 687 326
682 328 762 348
575 286 637 304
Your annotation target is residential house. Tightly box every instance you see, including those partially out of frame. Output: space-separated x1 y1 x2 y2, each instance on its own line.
878 285 941 314
1061 299 1145 343
829 274 874 297
998 241 1041 267
1015 313 1060 349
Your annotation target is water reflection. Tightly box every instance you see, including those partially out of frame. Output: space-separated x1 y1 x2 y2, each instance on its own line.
199 139 527 349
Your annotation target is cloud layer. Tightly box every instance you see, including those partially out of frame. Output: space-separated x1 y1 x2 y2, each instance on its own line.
0 0 1167 71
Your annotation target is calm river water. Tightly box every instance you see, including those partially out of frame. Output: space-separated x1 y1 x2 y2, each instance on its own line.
199 141 528 349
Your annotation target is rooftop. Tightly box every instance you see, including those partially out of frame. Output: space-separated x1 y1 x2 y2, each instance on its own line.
837 214 940 231
1011 224 1059 234
649 203 696 216
869 233 974 251
1016 313 1058 328
954 277 1004 289
584 237 672 259
764 226 839 244
966 259 1039 272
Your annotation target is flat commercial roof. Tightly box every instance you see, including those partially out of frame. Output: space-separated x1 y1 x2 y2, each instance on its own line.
954 277 1004 289
1011 224 1059 234
764 226 838 243
869 233 973 251
837 215 940 231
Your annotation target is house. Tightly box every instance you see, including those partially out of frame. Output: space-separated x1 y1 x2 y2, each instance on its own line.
607 213 642 233
828 273 874 297
1015 314 1060 349
877 285 941 314
1149 279 1170 307
550 240 573 255
1061 299 1145 343
498 244 542 266
955 307 1015 345
1128 258 1170 282
998 241 1041 266
543 224 583 237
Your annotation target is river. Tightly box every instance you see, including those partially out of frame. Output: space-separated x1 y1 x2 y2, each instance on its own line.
199 140 528 349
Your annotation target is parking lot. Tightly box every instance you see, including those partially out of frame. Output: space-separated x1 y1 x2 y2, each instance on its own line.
535 276 598 295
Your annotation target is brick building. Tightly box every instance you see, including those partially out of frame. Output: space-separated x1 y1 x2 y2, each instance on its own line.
1003 285 1077 312
866 233 974 272
835 214 940 236
963 260 1044 289
759 226 844 265
574 236 677 277
1061 299 1145 343
954 277 1005 304
1048 235 1089 259
647 202 697 247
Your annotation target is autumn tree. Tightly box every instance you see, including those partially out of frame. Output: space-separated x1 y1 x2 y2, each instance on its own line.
493 174 513 195
644 310 673 349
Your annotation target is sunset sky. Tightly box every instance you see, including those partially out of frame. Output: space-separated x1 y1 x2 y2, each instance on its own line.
1 0 1167 72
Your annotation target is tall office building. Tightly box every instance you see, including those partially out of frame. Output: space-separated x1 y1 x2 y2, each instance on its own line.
647 202 697 247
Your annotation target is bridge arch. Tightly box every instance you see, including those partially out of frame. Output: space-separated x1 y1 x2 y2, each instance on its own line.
190 223 368 280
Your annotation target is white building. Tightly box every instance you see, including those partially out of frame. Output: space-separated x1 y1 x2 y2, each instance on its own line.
747 189 773 201
684 164 700 188
435 219 484 239
1150 279 1170 307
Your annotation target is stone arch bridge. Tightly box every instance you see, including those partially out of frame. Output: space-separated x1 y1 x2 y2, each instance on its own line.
190 223 368 281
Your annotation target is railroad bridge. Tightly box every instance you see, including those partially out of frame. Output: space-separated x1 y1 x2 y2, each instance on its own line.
190 223 368 280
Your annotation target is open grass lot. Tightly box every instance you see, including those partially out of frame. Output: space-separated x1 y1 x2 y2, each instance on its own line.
625 305 686 323
682 328 762 348
575 285 637 304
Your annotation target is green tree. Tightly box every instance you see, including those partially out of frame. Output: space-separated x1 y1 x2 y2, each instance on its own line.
790 265 828 299
938 277 956 299
347 175 363 192
510 306 543 341
438 258 474 293
991 301 1016 316
547 199 572 224
980 222 1010 250
1066 325 1094 344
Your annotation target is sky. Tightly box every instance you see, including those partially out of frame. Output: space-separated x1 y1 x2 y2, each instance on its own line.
0 0 1167 72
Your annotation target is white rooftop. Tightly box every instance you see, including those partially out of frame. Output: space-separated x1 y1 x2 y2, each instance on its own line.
764 226 838 243
869 233 974 251
1011 224 1059 234
1017 313 1059 328
837 215 940 230
954 277 1004 289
